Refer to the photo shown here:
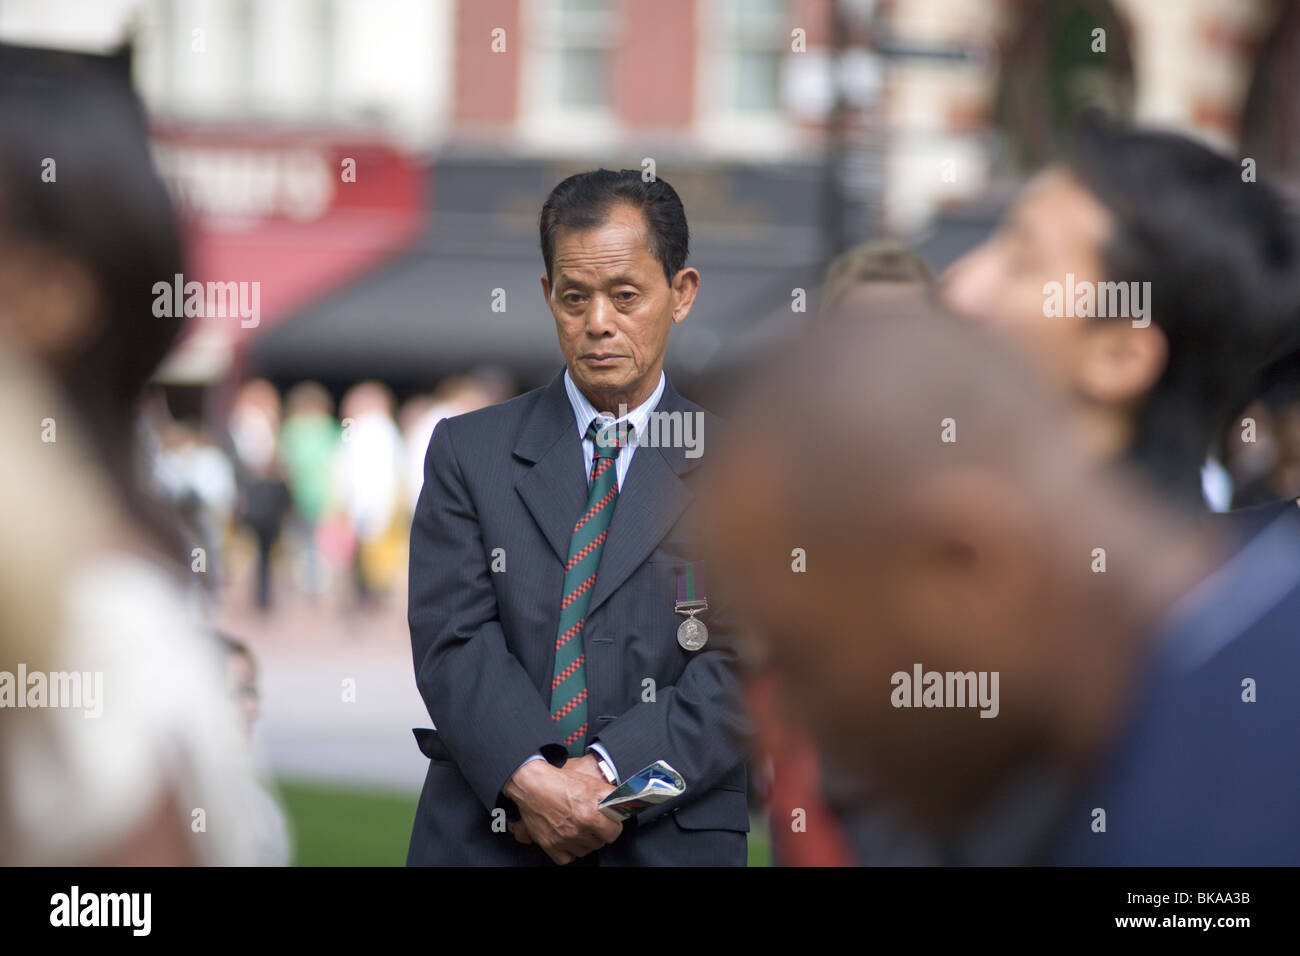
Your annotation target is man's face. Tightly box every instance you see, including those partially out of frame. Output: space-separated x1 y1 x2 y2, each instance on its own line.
940 169 1113 387
542 203 697 411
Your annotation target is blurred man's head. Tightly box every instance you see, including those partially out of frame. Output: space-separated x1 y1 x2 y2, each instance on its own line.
340 380 395 421
286 381 334 419
703 299 1218 832
820 238 935 318
539 169 700 413
941 118 1300 500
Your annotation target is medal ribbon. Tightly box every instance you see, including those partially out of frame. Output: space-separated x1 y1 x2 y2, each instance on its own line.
674 562 707 608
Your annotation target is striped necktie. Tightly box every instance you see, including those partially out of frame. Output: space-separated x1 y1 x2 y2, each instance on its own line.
550 418 624 755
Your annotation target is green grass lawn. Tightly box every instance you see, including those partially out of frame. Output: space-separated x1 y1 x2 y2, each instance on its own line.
276 778 772 866
277 779 418 866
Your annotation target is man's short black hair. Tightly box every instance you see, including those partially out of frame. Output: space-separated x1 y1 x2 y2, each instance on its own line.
539 169 689 285
1067 115 1300 498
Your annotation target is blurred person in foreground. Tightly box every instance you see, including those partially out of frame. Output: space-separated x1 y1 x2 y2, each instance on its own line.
703 301 1300 864
0 44 255 864
752 237 939 867
407 169 751 865
942 115 1300 514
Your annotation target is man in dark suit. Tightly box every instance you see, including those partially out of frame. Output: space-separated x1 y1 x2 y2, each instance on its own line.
406 169 751 866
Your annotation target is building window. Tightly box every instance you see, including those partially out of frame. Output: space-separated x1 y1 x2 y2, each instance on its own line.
546 0 617 113
718 0 786 113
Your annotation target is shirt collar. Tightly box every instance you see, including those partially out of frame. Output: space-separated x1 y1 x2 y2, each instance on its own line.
563 368 665 445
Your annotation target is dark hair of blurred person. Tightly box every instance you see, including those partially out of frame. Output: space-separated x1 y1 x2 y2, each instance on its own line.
0 47 259 866
703 299 1300 863
0 43 187 564
942 114 1300 507
539 168 689 285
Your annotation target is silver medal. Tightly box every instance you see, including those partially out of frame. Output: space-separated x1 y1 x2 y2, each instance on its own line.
677 613 708 651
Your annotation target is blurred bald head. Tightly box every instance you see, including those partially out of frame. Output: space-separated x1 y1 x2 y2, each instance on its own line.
704 298 1212 832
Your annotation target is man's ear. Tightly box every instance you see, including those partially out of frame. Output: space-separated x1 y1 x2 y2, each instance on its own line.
540 274 551 305
670 267 700 324
1074 323 1168 405
889 467 1039 667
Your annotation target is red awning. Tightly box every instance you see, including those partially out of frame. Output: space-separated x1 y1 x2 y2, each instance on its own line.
151 128 425 383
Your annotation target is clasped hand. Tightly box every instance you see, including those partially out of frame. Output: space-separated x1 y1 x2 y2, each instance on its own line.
503 754 621 864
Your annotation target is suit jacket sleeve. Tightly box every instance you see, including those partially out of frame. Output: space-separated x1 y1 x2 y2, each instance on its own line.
591 564 753 803
408 419 564 810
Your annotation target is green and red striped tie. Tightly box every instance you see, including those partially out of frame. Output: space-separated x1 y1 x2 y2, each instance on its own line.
550 418 624 755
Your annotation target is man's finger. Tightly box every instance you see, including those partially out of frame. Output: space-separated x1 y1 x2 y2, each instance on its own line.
592 817 623 844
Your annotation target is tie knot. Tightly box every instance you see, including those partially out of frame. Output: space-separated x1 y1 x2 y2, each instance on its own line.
587 418 626 456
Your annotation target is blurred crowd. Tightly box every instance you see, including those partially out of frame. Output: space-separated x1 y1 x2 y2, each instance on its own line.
143 372 513 617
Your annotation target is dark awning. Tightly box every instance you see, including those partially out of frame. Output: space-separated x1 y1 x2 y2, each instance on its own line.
248 157 830 392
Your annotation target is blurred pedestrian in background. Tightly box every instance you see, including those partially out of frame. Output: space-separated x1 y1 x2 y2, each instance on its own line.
819 237 936 318
230 379 292 613
279 381 340 600
147 394 238 602
1230 350 1300 510
217 632 292 866
337 381 405 610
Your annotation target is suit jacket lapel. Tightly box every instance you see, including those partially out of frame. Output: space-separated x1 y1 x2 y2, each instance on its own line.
514 371 587 565
585 376 698 617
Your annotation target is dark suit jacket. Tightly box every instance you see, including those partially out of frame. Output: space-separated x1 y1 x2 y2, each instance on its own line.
406 370 752 865
1043 507 1300 865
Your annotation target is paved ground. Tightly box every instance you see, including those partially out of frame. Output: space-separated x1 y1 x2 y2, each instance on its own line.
215 580 429 795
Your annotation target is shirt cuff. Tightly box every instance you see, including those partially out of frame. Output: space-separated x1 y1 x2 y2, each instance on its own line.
513 752 547 777
587 742 619 783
